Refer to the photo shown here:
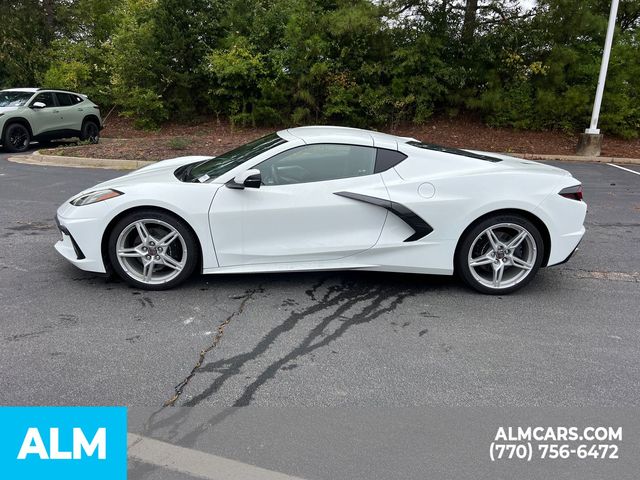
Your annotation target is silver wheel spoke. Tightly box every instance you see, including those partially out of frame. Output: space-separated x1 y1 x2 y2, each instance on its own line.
142 261 155 281
486 228 500 250
161 254 183 271
117 246 143 258
492 263 504 287
507 230 528 249
135 221 151 242
511 256 533 271
470 253 494 267
159 229 179 247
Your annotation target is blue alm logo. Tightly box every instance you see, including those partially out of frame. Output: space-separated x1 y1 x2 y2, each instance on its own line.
0 407 127 479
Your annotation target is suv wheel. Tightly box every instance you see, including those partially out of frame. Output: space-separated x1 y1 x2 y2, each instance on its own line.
4 123 31 153
80 120 100 144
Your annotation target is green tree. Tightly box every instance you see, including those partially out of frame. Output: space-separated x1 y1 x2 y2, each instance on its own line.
0 0 53 87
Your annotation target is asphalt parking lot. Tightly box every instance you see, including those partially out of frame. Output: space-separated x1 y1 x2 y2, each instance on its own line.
0 153 639 409
1 153 639 479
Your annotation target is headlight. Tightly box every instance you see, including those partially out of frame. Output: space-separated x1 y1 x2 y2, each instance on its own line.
70 189 123 206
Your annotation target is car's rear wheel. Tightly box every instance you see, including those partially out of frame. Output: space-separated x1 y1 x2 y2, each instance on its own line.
455 214 544 294
108 210 198 290
4 123 31 153
80 120 100 144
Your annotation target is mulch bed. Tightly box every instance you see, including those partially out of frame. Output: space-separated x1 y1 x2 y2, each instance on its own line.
42 115 640 161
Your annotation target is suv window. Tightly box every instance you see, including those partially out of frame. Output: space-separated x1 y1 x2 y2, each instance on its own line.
0 91 33 107
31 92 56 108
55 93 74 106
257 144 376 186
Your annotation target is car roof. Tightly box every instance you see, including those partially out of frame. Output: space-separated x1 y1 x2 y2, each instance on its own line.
1 88 86 97
1 88 40 93
282 126 416 150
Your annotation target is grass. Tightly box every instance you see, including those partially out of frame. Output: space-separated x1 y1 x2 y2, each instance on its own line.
167 137 190 150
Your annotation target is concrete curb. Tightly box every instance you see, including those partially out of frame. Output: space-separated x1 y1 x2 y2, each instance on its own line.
6 148 640 170
7 150 155 170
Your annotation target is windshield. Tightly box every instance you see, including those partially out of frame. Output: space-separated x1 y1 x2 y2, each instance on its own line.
183 133 287 182
0 91 33 107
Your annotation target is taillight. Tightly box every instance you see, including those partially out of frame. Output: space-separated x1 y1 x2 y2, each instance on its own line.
559 185 583 201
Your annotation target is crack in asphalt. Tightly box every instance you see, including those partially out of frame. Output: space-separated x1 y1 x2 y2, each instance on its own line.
131 278 418 479
163 287 263 407
128 276 420 480
130 279 420 478
233 285 414 406
183 278 416 407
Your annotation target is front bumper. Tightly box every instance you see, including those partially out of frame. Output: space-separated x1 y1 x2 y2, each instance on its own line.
55 202 110 273
54 216 86 259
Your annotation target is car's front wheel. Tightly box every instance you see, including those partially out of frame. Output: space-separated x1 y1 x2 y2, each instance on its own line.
455 214 544 294
107 210 199 290
3 123 31 153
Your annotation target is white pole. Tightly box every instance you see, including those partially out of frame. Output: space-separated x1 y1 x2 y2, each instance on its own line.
586 0 620 135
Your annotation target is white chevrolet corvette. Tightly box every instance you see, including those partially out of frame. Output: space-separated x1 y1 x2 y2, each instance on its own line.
55 126 586 294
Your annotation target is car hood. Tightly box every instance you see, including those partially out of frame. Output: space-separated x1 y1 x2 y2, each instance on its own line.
0 106 20 114
87 155 212 191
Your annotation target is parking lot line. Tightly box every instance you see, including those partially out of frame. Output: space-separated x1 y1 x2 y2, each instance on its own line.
607 163 640 176
127 433 308 480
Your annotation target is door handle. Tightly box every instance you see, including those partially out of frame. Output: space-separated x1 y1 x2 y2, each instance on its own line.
77 108 83 111
53 110 60 113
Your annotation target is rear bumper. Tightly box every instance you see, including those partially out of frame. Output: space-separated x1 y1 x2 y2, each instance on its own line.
534 188 587 267
551 238 582 267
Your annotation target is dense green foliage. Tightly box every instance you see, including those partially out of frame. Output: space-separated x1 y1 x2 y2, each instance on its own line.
1 0 638 136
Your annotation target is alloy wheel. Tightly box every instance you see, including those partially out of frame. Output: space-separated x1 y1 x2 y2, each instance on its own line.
115 219 187 285
467 223 537 290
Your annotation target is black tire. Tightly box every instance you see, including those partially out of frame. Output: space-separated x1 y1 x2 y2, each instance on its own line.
3 123 31 153
107 210 199 290
455 214 545 295
80 119 100 144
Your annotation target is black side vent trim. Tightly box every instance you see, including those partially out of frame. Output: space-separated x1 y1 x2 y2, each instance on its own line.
55 216 86 259
334 192 433 242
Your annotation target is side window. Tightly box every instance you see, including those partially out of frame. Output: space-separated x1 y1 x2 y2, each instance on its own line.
31 92 56 108
256 144 376 186
375 149 407 173
56 93 74 107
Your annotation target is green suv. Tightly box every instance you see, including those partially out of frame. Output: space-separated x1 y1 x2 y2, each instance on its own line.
0 88 102 153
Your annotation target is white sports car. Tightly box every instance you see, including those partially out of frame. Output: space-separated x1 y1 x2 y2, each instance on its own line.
55 126 586 294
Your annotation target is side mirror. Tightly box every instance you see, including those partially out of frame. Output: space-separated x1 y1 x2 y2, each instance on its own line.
31 102 46 109
226 169 262 189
